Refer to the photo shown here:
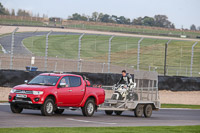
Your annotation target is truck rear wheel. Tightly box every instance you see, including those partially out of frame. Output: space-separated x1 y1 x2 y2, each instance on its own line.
105 110 113 115
54 109 64 114
41 98 55 116
134 104 143 117
10 103 23 113
144 104 152 118
114 111 123 115
82 99 95 117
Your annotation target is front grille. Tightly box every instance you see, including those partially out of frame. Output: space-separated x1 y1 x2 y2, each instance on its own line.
15 90 33 94
14 96 32 101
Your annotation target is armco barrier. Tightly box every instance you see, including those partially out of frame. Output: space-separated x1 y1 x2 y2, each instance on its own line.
0 70 199 91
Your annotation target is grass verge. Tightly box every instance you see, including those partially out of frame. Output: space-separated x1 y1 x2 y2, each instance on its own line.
161 104 200 109
0 101 8 103
0 126 200 133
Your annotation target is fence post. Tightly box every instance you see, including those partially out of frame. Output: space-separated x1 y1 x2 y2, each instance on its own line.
94 35 99 52
44 31 52 71
164 40 171 76
9 27 19 69
77 33 85 72
137 38 143 70
190 42 198 76
108 36 114 73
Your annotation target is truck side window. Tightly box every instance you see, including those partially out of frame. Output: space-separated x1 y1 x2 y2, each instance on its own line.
69 76 81 87
60 76 70 87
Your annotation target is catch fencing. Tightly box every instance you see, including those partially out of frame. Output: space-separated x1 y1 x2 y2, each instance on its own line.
0 27 199 76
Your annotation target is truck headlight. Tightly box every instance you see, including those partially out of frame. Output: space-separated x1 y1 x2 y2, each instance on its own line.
10 89 16 93
33 91 44 95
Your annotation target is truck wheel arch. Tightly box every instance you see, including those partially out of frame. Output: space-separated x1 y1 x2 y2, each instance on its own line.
45 94 57 104
81 95 98 107
88 96 96 104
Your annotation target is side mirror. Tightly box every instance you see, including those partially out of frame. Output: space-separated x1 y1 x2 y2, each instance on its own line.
85 80 91 86
24 80 28 84
59 82 66 88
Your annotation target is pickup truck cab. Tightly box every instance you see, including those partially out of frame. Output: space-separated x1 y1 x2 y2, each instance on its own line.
9 73 105 116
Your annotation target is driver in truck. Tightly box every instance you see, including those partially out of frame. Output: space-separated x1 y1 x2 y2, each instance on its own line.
116 70 134 90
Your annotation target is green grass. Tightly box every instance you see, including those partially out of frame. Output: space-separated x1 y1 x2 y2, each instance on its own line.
0 19 46 26
0 101 8 103
161 104 200 109
23 34 200 76
0 45 3 53
0 126 200 133
66 24 200 39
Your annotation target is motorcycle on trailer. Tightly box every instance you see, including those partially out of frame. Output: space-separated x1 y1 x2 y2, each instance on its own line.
98 70 160 118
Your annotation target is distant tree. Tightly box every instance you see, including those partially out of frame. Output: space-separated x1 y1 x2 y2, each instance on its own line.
143 16 155 26
81 14 89 21
97 13 104 22
42 14 48 18
154 15 172 28
190 24 196 30
111 15 118 23
17 9 31 17
4 8 10 15
197 26 200 31
171 23 175 29
68 13 87 21
99 14 110 23
118 16 130 24
67 12 177 29
91 12 98 21
0 2 7 15
37 13 40 17
11 9 15 16
132 17 143 25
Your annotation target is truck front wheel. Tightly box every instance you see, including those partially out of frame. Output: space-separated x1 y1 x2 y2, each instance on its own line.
41 98 55 116
82 99 95 117
10 103 23 113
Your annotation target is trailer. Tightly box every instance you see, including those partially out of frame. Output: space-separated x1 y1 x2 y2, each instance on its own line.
98 70 160 117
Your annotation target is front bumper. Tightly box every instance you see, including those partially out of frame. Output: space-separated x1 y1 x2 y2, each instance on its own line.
9 93 45 105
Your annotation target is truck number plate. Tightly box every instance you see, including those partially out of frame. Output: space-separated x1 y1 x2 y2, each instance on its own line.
16 94 27 98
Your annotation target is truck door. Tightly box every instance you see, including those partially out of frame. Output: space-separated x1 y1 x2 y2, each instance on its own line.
57 76 71 106
67 76 85 105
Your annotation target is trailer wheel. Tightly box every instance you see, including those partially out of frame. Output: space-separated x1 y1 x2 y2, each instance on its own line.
114 111 123 115
144 104 152 118
134 104 143 117
105 110 113 115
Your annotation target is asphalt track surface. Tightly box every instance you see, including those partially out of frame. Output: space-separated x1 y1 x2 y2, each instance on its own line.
0 32 83 55
0 103 200 128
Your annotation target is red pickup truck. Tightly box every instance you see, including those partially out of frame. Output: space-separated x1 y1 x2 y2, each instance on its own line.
8 73 105 116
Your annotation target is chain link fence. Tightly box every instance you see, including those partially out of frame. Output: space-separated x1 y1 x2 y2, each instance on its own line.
0 27 199 76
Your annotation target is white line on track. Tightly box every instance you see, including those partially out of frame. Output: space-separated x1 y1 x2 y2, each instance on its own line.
67 118 117 125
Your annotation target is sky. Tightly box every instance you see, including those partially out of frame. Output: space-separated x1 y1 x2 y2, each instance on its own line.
1 0 200 29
